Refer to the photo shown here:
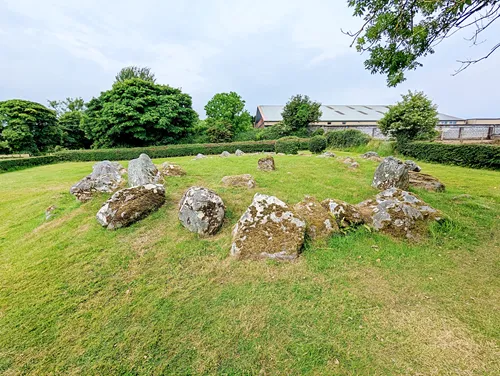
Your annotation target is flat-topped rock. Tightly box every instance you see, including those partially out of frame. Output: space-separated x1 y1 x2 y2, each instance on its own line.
362 151 379 159
221 174 256 189
128 153 159 187
96 184 165 230
178 187 225 236
159 163 186 177
293 196 338 239
409 171 445 192
322 199 364 228
231 194 306 260
258 156 275 171
372 156 409 190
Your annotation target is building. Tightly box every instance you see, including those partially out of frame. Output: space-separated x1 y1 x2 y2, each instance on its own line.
255 105 499 140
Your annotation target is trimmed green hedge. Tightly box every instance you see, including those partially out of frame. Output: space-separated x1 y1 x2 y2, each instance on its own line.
275 137 300 154
399 142 500 169
309 135 327 154
326 129 371 148
0 155 60 172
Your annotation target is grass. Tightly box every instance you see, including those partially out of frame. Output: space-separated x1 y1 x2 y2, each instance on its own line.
0 151 499 375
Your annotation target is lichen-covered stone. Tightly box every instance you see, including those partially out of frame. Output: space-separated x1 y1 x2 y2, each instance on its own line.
317 151 335 158
128 154 159 187
356 188 442 240
231 194 306 260
96 184 165 230
258 156 275 171
178 187 225 236
293 196 338 239
322 199 364 227
372 156 409 190
409 171 445 192
70 160 125 202
158 163 186 178
220 151 231 157
405 160 422 172
235 149 245 156
221 174 256 189
362 151 379 159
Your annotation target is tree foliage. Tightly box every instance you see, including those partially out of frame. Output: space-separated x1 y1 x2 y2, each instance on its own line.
204 92 252 135
345 0 500 86
206 118 234 143
48 97 89 150
378 91 439 144
115 66 156 83
281 95 322 132
82 79 197 148
0 99 60 154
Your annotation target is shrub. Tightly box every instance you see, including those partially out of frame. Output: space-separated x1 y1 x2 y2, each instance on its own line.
0 155 60 172
206 119 234 143
311 128 325 136
309 135 327 154
326 129 371 148
399 142 500 169
275 136 300 154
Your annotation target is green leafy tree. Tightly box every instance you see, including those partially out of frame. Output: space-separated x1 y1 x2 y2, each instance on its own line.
0 99 60 154
206 118 234 143
82 79 197 148
378 91 439 144
204 92 252 136
115 66 156 83
345 0 500 86
48 98 89 149
281 95 322 132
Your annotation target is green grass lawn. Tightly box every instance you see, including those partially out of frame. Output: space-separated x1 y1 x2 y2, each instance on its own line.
0 151 499 375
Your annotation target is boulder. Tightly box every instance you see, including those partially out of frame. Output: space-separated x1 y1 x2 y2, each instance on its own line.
128 154 159 187
159 163 186 177
342 157 356 164
235 149 245 156
96 184 165 230
220 151 231 158
195 153 206 159
405 160 422 172
371 156 409 190
317 151 335 158
221 174 256 189
322 199 364 227
349 162 360 169
409 171 445 192
362 151 379 159
70 160 125 202
258 156 275 171
178 187 225 236
293 196 338 239
231 194 306 260
356 188 442 240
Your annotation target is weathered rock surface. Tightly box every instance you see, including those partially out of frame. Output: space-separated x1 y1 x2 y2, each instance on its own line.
220 151 231 157
362 151 379 159
70 160 125 202
159 163 186 178
258 156 275 171
356 188 442 240
342 157 356 164
409 171 445 192
128 154 159 187
322 199 364 227
231 194 306 260
96 184 165 230
405 160 422 172
178 187 225 236
293 196 338 239
349 162 360 169
372 156 409 190
195 153 206 159
221 174 256 189
235 149 245 156
317 151 335 158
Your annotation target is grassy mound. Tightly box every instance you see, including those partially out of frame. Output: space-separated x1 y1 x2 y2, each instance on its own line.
0 152 499 374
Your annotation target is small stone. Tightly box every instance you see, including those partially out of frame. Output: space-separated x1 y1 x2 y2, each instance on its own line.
45 205 57 220
322 199 364 227
349 162 360 169
221 174 256 189
293 196 339 239
158 163 186 178
128 154 160 187
178 187 225 236
258 156 275 171
235 149 245 156
220 151 231 158
317 151 335 158
409 171 445 192
371 156 409 190
362 151 379 159
405 160 422 172
195 153 206 159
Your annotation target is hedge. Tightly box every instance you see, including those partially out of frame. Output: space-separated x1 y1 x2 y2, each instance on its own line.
326 129 371 148
309 135 327 154
399 142 500 169
0 155 60 172
275 137 300 154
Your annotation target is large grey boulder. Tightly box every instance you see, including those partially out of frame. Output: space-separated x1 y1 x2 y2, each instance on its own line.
96 184 165 230
178 187 225 236
293 196 338 239
70 160 125 202
322 199 364 228
128 154 159 187
258 156 275 171
372 156 409 190
405 160 422 172
356 188 442 240
231 194 306 260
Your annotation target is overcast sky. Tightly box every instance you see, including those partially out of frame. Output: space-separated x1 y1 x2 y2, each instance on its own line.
1 0 499 119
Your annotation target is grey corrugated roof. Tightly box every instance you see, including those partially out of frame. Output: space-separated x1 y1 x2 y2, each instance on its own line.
258 105 462 122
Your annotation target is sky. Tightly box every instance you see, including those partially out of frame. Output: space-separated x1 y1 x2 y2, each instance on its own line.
1 0 499 119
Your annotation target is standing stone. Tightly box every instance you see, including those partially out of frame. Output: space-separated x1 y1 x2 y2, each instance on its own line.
96 184 165 230
231 194 306 260
220 151 231 157
409 172 445 192
128 154 159 187
235 149 245 156
293 196 338 239
372 156 409 190
322 199 364 227
221 174 256 189
405 160 422 172
178 187 225 236
258 156 275 171
158 163 186 177
70 160 125 202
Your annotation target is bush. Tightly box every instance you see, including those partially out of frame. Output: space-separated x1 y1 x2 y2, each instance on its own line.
326 129 371 148
311 128 325 136
399 142 500 169
0 155 60 172
309 135 327 154
275 136 300 154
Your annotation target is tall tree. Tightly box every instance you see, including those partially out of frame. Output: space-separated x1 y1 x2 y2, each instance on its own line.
0 99 60 154
345 0 500 86
115 66 156 83
82 79 197 148
204 92 252 136
48 97 90 149
281 95 322 132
